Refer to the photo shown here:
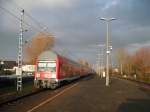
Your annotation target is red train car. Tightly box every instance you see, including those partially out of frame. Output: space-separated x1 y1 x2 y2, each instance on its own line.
34 50 92 89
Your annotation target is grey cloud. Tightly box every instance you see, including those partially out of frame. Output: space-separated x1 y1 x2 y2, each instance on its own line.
0 0 150 65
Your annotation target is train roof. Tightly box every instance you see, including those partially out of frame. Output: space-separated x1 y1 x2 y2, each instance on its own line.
38 50 59 61
38 50 82 67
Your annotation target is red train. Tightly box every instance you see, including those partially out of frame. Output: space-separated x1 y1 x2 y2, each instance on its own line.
34 50 93 89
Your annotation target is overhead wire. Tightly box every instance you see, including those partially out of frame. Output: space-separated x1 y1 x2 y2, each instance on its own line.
0 6 42 32
0 0 83 62
9 0 48 32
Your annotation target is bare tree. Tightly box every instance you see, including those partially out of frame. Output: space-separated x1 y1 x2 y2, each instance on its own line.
132 47 150 80
24 32 55 64
116 48 129 75
116 46 150 81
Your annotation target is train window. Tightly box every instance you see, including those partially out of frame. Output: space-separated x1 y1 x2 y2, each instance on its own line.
38 63 46 72
38 63 47 67
38 62 56 72
47 63 56 67
47 63 56 72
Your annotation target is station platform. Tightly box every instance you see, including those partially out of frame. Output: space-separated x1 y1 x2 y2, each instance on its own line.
35 75 150 112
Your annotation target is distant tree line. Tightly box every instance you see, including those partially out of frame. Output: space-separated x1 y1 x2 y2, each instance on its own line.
116 47 150 82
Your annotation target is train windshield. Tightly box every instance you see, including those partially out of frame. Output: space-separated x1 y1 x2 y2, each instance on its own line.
37 61 56 72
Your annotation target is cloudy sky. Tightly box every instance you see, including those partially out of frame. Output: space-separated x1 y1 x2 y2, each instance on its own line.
0 0 150 65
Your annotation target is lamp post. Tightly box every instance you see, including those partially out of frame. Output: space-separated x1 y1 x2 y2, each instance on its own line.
100 18 116 86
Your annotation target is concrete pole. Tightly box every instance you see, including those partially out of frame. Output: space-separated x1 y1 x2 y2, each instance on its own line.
106 21 109 86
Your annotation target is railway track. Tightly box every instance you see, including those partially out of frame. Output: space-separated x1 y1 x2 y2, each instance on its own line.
0 74 93 107
0 75 95 112
0 77 81 109
0 87 43 106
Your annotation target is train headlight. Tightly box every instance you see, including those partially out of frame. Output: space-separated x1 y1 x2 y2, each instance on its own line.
36 73 40 78
51 74 56 78
45 74 50 78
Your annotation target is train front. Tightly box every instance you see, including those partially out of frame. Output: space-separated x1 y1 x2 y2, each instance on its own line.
34 51 59 89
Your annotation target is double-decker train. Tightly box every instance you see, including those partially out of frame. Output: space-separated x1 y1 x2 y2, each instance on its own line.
34 50 93 89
